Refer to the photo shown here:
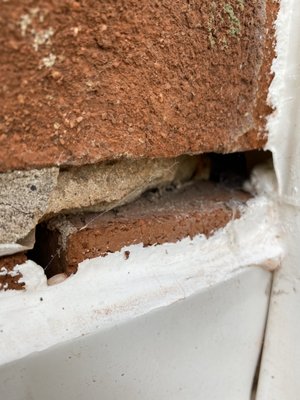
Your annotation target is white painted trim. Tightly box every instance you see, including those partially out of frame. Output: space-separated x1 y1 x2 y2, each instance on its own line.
257 0 300 398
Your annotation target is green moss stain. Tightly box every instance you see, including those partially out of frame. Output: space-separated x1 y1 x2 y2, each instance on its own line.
206 1 244 49
224 3 241 37
207 2 224 49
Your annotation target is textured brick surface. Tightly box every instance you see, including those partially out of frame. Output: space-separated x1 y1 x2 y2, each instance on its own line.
0 0 277 172
34 181 250 276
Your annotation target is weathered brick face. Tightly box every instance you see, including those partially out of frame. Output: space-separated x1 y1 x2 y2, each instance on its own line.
0 0 277 171
33 182 250 276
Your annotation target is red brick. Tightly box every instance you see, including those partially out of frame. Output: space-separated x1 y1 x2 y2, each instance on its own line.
34 182 250 276
0 0 277 172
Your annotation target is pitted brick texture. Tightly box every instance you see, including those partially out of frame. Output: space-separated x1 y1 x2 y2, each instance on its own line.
35 181 250 276
0 0 278 171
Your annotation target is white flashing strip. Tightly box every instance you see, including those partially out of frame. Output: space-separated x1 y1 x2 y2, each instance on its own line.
257 0 300 398
0 194 282 366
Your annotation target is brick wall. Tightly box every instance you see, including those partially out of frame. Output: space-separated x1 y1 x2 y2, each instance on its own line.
0 0 278 289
